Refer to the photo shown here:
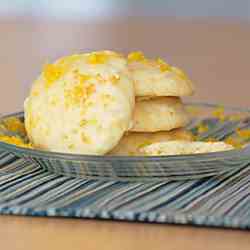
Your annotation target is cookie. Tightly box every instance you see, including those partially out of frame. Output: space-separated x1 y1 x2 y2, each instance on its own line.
24 51 135 155
141 141 234 156
128 51 194 97
130 97 189 132
108 129 193 156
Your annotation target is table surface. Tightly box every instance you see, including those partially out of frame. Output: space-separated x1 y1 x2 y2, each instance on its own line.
0 17 250 250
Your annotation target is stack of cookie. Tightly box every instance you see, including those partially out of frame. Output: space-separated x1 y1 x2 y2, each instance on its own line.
110 52 194 156
21 50 234 157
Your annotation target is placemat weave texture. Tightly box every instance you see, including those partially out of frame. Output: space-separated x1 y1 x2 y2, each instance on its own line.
0 151 249 229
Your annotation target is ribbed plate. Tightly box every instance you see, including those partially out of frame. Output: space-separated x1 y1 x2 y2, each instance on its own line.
0 103 250 181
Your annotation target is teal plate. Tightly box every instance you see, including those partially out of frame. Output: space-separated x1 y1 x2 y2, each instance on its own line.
0 103 250 181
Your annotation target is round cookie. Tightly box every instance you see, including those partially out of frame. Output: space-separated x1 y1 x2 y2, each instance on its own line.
24 51 135 155
108 129 193 156
130 97 189 132
141 141 234 156
128 51 194 97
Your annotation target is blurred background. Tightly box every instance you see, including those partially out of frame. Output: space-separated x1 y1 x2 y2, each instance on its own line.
0 0 249 113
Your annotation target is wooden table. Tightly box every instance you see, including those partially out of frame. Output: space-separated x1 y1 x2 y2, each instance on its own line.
0 17 249 249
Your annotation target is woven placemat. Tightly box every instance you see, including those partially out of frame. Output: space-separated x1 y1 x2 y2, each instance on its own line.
0 150 249 229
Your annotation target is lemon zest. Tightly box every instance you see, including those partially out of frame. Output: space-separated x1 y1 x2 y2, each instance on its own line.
204 137 218 143
64 73 95 106
212 106 226 122
79 120 88 127
197 123 209 134
137 141 152 149
81 133 92 144
87 52 108 64
128 51 145 63
3 117 26 135
224 136 242 149
228 113 244 121
0 135 32 148
236 128 250 140
110 74 120 84
57 54 81 68
43 64 64 88
156 58 171 72
68 144 75 150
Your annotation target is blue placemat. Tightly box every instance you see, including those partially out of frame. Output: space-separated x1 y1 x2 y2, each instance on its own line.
0 150 249 229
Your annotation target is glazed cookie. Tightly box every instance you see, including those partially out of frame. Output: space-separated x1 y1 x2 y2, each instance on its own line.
130 97 189 132
108 129 193 156
128 51 194 97
24 51 135 155
141 141 234 156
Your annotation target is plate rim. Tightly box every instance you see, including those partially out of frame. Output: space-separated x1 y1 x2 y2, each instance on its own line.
0 102 249 162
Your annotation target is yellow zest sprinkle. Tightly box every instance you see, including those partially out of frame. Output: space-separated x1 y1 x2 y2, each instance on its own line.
44 55 83 88
57 54 81 67
156 58 171 72
81 133 92 144
62 134 69 140
171 66 188 80
192 135 199 141
95 74 104 83
3 117 26 135
204 137 217 142
228 114 244 121
49 97 60 106
89 119 98 125
110 74 120 84
128 151 136 156
80 120 88 127
68 144 75 150
86 85 96 97
64 74 95 106
82 119 98 126
43 64 64 88
236 128 250 139
212 106 226 122
65 85 84 104
197 123 209 134
73 70 92 83
31 90 39 97
77 72 91 83
137 141 152 149
0 135 32 148
78 118 98 127
224 137 243 149
127 51 145 63
87 52 108 64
